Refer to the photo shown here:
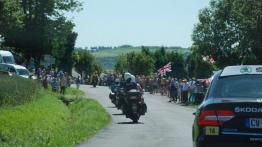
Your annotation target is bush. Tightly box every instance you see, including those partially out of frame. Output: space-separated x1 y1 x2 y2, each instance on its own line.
0 75 38 106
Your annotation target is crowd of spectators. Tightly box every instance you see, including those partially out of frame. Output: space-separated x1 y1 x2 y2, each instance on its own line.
36 68 79 94
33 68 209 104
98 72 209 104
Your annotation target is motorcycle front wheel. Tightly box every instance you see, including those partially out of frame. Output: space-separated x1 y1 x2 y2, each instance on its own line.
131 114 140 123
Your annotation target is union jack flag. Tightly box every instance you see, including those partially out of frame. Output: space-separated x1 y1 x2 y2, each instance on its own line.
158 62 172 75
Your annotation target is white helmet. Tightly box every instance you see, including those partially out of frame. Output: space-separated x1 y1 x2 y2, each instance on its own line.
124 72 136 83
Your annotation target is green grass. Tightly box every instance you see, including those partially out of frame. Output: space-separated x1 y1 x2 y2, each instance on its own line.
66 98 111 145
0 75 38 106
0 78 111 147
66 87 85 97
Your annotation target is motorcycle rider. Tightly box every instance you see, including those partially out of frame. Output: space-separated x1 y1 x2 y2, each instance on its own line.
120 72 147 115
122 72 137 91
92 72 99 87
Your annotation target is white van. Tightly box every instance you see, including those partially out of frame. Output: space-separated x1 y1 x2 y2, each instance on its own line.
0 63 30 78
0 50 15 64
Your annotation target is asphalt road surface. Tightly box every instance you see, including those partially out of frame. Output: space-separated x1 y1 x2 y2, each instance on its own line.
77 85 195 147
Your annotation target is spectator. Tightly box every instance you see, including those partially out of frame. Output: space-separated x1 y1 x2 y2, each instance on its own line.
76 76 81 89
194 81 205 104
188 78 196 103
43 73 49 89
60 75 67 95
152 77 158 94
160 76 167 95
181 79 189 103
169 78 178 102
177 79 183 102
51 75 59 92
167 77 171 97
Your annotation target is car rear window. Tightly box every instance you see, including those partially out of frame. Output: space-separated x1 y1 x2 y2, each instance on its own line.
209 75 262 98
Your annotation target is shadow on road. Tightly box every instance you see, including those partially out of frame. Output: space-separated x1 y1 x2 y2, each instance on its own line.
107 106 116 108
112 113 125 116
117 121 144 125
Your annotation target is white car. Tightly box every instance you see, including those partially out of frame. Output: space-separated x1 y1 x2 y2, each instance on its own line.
0 63 30 78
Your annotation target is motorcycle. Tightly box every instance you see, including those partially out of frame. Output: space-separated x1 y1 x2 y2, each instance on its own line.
92 78 98 87
109 83 126 111
109 83 120 106
121 89 147 123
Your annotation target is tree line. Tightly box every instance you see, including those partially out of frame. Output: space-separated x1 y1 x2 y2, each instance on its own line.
115 0 261 78
0 0 82 73
115 46 196 79
73 49 103 78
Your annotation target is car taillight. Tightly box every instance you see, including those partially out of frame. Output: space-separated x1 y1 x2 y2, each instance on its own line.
198 110 235 126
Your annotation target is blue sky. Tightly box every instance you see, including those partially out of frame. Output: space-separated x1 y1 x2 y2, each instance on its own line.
71 0 210 48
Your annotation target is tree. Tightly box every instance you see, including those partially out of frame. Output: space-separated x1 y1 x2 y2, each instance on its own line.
0 0 24 31
115 52 155 76
0 0 82 68
91 62 103 75
141 46 151 56
130 52 155 76
153 47 168 70
59 32 78 74
115 55 128 74
73 50 103 78
0 0 24 48
167 52 186 79
73 50 95 78
192 0 262 68
115 47 188 77
187 45 214 78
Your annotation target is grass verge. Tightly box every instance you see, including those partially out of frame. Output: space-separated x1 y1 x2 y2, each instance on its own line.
66 87 85 97
0 88 111 147
0 75 38 106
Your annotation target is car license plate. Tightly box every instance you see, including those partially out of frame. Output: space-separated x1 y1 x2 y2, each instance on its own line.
246 118 262 129
205 126 219 136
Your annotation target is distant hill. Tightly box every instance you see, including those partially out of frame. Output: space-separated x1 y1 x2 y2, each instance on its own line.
91 46 190 70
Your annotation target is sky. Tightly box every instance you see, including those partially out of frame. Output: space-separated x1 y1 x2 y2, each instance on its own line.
70 0 211 48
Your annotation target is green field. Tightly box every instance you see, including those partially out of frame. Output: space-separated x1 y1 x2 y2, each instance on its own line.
92 46 189 58
92 46 190 69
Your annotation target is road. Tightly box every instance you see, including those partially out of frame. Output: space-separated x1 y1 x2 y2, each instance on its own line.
77 85 195 147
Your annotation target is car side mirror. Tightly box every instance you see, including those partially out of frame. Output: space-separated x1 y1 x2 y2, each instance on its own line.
193 112 196 115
